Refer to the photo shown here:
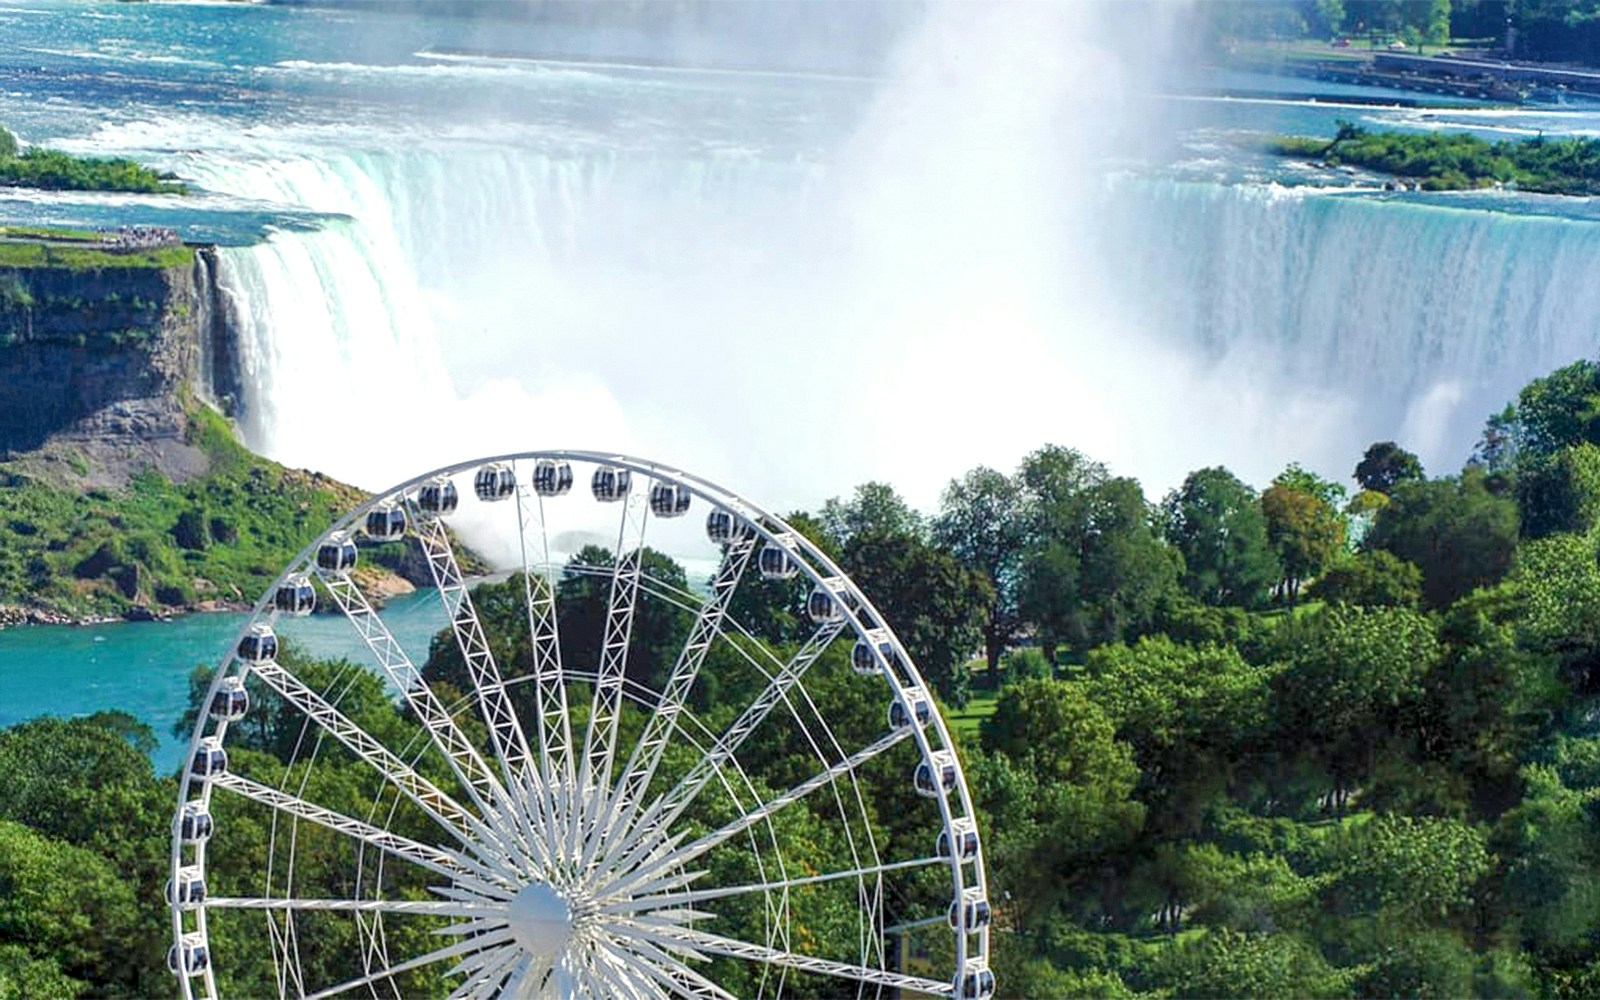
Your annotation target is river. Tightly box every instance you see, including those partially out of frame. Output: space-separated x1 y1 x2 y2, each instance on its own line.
0 591 446 772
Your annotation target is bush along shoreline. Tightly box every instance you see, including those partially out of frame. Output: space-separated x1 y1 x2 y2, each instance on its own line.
0 125 184 195
1265 121 1600 195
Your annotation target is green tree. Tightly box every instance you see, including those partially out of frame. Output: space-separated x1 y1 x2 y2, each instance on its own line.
819 480 924 550
0 126 16 160
0 821 150 996
555 545 693 690
843 531 991 705
978 680 1146 923
1014 445 1108 663
1160 466 1279 607
1366 467 1519 609
1080 636 1276 829
1507 358 1600 460
1021 474 1179 660
1322 815 1489 924
933 465 1028 677
1272 605 1440 811
1307 549 1423 607
1261 483 1346 605
1516 441 1600 539
1149 929 1354 999
1425 0 1453 46
1355 441 1425 495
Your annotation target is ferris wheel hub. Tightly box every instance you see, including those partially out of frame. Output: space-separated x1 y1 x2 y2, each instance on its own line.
506 881 573 960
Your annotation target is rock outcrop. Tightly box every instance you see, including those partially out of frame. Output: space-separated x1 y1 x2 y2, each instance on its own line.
0 246 240 487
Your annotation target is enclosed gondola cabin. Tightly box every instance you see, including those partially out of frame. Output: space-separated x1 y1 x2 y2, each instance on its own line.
533 459 574 497
274 575 316 617
591 465 631 502
889 690 932 730
649 481 691 518
316 532 358 576
236 624 278 665
705 508 752 545
210 677 249 723
192 737 228 779
365 503 407 540
937 821 980 862
852 634 895 676
914 751 958 798
168 867 206 908
806 587 843 625
168 935 210 978
955 966 996 1000
474 463 516 502
178 803 213 844
416 477 459 516
758 537 799 580
948 888 992 932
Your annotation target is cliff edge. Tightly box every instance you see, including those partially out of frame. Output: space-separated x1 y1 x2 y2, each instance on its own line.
0 241 239 489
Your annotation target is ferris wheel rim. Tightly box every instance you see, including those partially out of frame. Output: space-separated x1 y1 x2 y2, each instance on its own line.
170 449 991 1000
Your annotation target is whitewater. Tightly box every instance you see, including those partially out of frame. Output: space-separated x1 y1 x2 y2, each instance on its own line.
2 0 1596 513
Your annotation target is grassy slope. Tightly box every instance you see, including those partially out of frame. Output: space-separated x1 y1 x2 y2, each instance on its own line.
0 406 367 616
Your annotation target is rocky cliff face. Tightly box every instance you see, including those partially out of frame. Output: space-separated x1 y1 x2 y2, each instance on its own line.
0 247 241 486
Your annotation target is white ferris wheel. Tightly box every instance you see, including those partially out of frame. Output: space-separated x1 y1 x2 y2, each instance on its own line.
169 451 993 1000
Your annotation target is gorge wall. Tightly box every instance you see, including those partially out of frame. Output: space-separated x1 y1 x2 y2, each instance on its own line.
0 247 241 486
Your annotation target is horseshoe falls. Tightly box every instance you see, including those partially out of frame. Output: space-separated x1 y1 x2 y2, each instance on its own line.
200 147 1599 506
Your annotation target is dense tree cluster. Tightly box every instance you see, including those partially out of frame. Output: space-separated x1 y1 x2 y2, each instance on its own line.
2 357 1598 997
0 125 182 195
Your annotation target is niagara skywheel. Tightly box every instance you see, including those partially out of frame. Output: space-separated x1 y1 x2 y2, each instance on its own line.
169 451 993 1000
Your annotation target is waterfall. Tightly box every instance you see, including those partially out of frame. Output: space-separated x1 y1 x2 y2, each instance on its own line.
199 142 1599 504
1097 180 1600 472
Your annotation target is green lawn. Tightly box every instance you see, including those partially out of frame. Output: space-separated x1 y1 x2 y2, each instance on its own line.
0 239 192 270
948 694 998 743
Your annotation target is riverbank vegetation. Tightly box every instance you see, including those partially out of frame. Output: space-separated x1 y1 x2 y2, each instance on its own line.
1268 122 1600 194
2 356 1598 996
1203 1 1600 65
0 405 367 619
0 126 183 195
0 236 193 271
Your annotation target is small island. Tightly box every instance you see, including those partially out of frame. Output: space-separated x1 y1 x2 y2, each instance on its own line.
1266 121 1600 196
0 125 184 195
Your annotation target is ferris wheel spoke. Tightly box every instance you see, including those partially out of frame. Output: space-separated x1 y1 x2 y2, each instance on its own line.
599 728 911 903
320 574 519 835
210 772 505 890
647 926 951 997
445 939 523 998
410 508 538 790
513 482 576 837
300 930 514 1000
590 928 732 1000
603 535 759 859
625 619 847 843
205 897 499 917
496 954 543 1000
605 854 942 915
245 660 494 853
579 493 650 805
